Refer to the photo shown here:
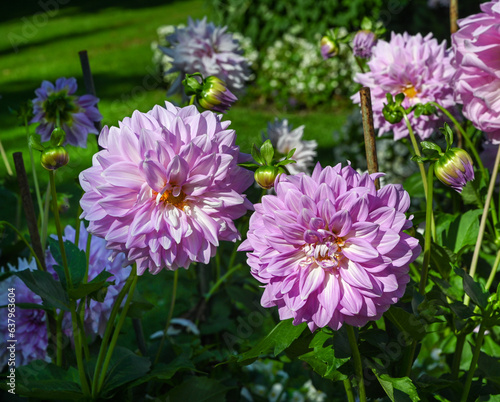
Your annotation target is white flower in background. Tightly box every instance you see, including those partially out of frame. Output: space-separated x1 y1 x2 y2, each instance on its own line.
263 118 317 174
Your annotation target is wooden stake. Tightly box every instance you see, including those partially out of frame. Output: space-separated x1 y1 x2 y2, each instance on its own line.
359 87 380 190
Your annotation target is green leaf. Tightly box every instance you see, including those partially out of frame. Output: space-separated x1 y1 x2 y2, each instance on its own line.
3 362 84 400
429 242 456 280
420 141 442 153
260 139 274 165
286 147 296 159
237 162 260 169
251 143 265 165
373 370 420 402
454 268 489 309
167 377 232 402
68 280 109 300
385 307 427 342
275 159 297 167
48 237 86 289
15 270 70 311
99 346 151 397
298 329 350 380
29 134 44 152
233 319 307 364
440 209 482 254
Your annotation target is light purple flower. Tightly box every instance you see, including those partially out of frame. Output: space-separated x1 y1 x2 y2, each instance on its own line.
263 118 317 175
46 223 131 337
452 1 500 143
79 101 254 275
239 163 421 331
320 35 339 60
31 77 102 148
0 259 48 368
353 30 377 59
434 148 474 193
160 17 250 95
352 32 456 140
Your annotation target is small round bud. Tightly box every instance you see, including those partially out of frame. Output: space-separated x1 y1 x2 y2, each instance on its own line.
320 35 339 60
434 148 474 193
50 127 66 146
199 76 237 113
254 166 280 189
41 146 69 171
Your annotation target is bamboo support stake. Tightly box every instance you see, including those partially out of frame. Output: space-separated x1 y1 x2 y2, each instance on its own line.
360 87 380 190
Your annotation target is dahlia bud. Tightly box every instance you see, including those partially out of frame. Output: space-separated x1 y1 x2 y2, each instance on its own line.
320 34 339 60
199 76 237 113
50 127 66 146
352 30 377 59
41 146 69 171
382 93 405 124
254 166 280 190
434 148 474 193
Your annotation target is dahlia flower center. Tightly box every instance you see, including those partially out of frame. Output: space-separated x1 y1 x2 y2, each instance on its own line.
303 236 345 270
402 84 418 99
155 188 188 209
42 91 78 123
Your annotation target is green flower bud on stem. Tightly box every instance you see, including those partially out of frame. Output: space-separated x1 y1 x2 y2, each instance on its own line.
41 146 69 171
254 166 281 189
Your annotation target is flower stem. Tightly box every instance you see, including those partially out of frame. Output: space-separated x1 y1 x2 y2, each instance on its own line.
346 325 366 402
451 332 466 380
91 266 135 397
419 164 434 294
485 249 500 291
96 266 138 395
70 299 91 396
0 221 44 271
56 310 64 367
24 116 44 224
41 182 50 251
0 140 13 176
154 269 179 365
205 264 242 302
189 95 196 106
49 170 70 281
465 143 500 305
460 322 486 402
343 378 356 402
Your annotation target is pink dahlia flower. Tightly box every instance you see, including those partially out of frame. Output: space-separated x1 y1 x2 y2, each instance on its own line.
352 32 455 140
46 224 131 337
160 17 250 95
31 77 102 148
352 30 377 59
239 163 421 331
452 1 500 143
0 259 49 368
79 102 253 275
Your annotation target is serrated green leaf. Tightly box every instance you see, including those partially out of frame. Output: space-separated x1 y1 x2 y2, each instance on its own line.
385 307 427 342
440 209 482 254
48 237 87 289
15 270 70 311
260 139 274 166
233 319 307 364
454 268 489 309
373 370 420 402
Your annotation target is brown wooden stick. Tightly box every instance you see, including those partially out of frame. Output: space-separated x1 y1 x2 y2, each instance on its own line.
359 87 380 190
13 152 46 271
450 0 458 34
78 50 103 147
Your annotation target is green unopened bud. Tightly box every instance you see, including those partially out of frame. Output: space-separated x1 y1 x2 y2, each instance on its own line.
321 35 339 60
434 148 474 193
50 127 66 146
255 166 280 189
198 76 237 113
41 146 69 171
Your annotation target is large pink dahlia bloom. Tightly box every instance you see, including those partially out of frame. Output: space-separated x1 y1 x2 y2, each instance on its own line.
352 32 455 140
79 102 253 275
452 1 500 143
239 163 421 331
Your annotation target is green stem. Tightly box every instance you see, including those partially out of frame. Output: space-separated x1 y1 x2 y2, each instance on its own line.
403 341 418 378
49 171 69 282
451 332 466 380
41 182 50 250
205 264 242 302
460 322 486 402
0 220 44 271
343 378 356 402
91 265 135 397
465 143 500 306
346 325 367 402
419 164 434 294
0 140 13 176
154 269 179 365
403 114 428 199
25 116 44 223
70 300 91 396
189 95 196 106
96 266 138 394
56 310 64 367
485 249 500 291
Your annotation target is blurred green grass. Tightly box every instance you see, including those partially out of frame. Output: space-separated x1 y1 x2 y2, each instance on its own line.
0 0 350 227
